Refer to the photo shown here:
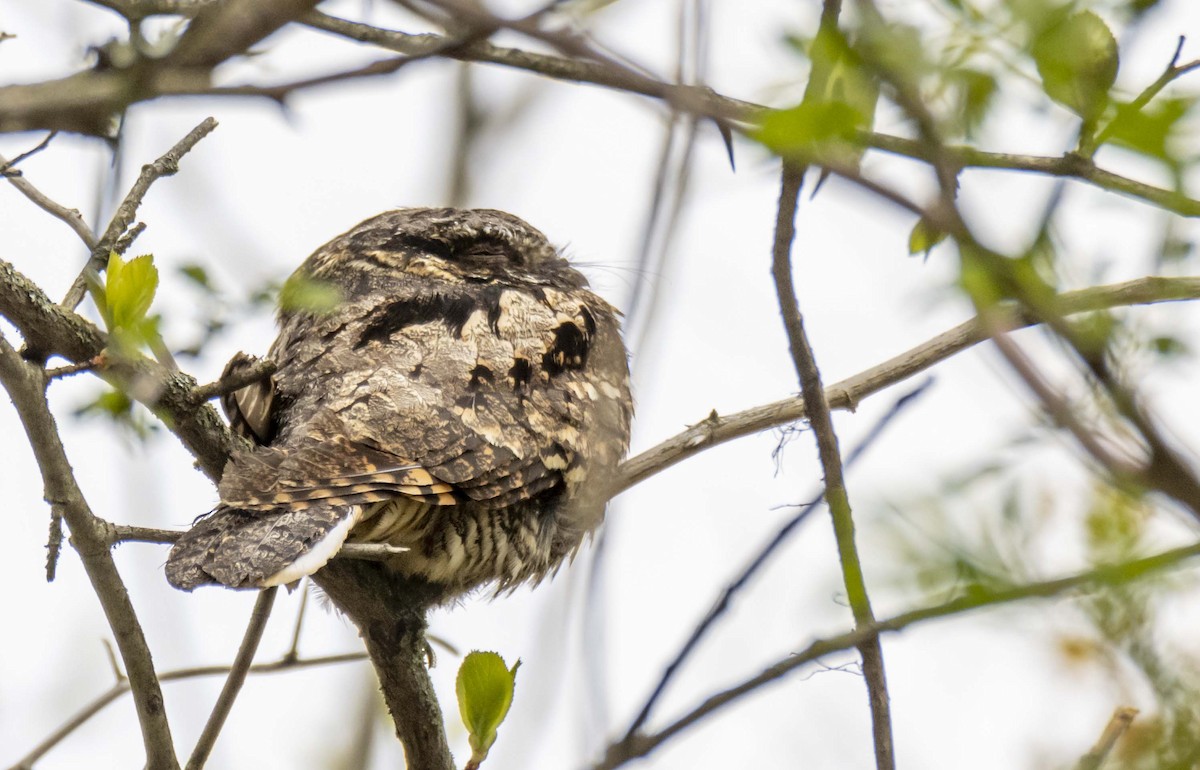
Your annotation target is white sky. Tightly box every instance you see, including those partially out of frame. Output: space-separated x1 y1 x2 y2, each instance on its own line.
3 0 1200 768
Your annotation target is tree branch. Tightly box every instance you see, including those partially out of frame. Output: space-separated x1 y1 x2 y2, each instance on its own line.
614 275 1200 496
769 160 893 770
313 562 454 770
1075 706 1139 770
8 649 366 770
301 11 756 125
0 143 98 247
111 523 409 561
0 333 179 770
190 357 277 402
0 256 234 478
61 117 219 310
0 9 1192 222
622 380 930 741
81 0 217 20
302 11 1200 218
1093 36 1200 149
595 539 1200 769
165 0 322 70
866 133 1200 218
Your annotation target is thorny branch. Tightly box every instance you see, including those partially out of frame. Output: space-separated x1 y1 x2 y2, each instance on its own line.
769 160 894 770
301 10 1200 217
0 4 1194 215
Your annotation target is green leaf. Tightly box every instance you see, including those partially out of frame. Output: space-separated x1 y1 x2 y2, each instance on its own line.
1031 11 1119 121
1070 311 1117 357
73 386 156 439
278 273 342 314
106 253 159 332
754 101 865 157
1126 0 1164 18
859 21 928 87
1150 334 1189 358
908 217 948 257
953 68 999 138
88 252 163 355
75 387 133 419
1104 96 1194 165
457 651 521 768
179 263 215 293
757 25 879 169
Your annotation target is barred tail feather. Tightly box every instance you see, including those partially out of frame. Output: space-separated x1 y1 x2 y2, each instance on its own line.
166 504 364 590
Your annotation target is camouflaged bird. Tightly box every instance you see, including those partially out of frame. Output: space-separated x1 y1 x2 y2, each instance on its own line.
166 208 632 597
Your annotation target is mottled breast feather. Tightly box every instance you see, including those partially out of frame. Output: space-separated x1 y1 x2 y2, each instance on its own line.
166 208 632 597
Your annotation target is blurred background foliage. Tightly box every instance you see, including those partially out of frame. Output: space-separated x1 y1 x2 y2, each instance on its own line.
5 0 1200 767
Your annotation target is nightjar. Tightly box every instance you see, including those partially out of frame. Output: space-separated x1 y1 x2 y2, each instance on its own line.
166 208 632 597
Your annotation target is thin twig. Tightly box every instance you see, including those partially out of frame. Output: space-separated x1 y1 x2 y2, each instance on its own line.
190 357 277 402
111 523 408 560
445 63 481 208
9 650 365 770
305 10 1200 216
185 587 278 770
45 503 64 582
1076 707 1139 770
0 151 98 249
61 117 219 310
300 9 749 122
588 0 709 738
613 274 1200 496
204 55 432 101
284 579 310 663
0 131 58 173
866 133 1200 218
100 638 126 682
45 355 103 379
82 0 218 20
989 331 1140 477
624 379 931 739
595 540 1200 769
110 523 181 544
623 0 705 344
1093 36 1200 149
166 0 322 69
769 159 894 770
